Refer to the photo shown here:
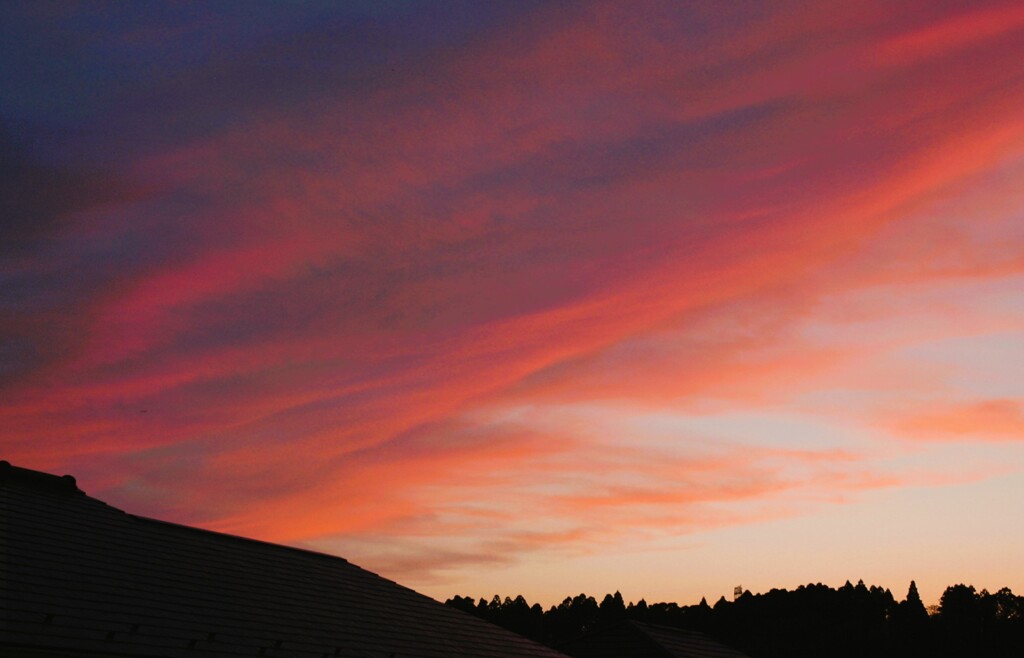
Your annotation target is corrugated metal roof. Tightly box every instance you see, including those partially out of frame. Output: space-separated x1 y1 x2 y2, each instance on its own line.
635 622 750 658
561 620 750 658
0 461 567 658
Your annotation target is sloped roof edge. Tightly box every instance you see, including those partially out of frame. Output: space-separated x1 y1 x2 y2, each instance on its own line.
0 460 569 658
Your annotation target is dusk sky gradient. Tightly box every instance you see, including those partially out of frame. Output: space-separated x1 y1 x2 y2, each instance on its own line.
3 1 1024 607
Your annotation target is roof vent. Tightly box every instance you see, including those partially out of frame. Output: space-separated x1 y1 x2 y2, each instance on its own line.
0 461 83 495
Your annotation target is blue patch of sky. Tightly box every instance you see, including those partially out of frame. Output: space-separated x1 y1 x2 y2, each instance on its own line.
896 331 1024 400
0 1 538 160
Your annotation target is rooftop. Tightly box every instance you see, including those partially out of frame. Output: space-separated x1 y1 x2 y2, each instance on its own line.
0 461 567 658
561 620 751 658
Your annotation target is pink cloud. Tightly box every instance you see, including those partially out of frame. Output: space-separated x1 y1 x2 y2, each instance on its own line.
876 3 1024 64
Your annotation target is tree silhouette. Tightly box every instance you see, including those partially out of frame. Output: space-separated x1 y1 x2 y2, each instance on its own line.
904 581 926 616
939 584 980 623
445 581 1024 657
598 591 626 624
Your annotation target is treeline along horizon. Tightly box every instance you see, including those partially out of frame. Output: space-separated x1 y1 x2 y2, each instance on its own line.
446 580 1023 657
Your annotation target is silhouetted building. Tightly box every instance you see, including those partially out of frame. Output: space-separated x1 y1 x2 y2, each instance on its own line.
561 620 751 658
0 461 568 658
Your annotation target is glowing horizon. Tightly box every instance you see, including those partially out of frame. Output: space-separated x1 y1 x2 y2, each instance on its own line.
2 1 1023 607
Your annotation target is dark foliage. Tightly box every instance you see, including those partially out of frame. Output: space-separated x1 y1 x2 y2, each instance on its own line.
446 582 1024 657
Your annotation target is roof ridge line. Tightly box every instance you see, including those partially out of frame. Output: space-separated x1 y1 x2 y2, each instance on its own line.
126 513 351 565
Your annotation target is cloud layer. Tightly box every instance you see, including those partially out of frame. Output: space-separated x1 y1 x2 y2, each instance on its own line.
2 0 1023 604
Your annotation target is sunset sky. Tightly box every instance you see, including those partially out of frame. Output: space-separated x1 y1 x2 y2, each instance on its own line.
3 1 1023 607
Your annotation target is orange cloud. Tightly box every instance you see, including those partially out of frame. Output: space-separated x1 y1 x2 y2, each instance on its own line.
893 399 1024 441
